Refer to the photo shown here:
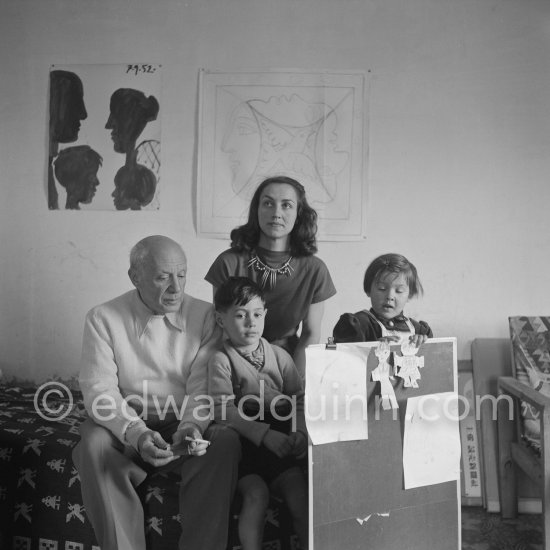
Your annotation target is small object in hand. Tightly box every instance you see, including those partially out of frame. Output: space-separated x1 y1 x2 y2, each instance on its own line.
184 436 211 447
169 436 211 456
168 442 191 455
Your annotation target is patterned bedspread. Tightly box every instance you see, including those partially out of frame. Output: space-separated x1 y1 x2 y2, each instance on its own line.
0 383 297 550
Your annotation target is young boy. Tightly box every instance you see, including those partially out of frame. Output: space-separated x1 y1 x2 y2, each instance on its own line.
208 277 308 550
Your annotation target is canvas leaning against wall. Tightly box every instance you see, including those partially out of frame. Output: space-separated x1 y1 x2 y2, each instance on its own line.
197 69 369 241
47 63 161 211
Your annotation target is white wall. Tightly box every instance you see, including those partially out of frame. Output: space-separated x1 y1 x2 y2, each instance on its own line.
1 0 550 381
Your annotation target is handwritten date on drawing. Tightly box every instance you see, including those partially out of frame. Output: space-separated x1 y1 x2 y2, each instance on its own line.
126 64 157 75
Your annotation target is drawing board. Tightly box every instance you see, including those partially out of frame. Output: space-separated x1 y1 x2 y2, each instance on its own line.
308 338 460 550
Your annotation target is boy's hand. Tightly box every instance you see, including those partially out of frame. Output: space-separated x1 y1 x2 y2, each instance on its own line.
408 334 428 347
288 431 308 458
171 423 209 457
137 430 176 467
262 429 292 458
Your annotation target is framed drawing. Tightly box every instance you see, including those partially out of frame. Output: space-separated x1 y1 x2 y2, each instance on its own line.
197 70 369 240
48 63 161 211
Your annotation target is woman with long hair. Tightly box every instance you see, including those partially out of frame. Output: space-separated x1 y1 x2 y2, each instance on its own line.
205 176 336 377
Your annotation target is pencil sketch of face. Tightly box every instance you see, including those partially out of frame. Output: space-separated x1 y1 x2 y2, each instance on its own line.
221 102 261 195
220 94 348 208
247 94 335 204
316 110 349 183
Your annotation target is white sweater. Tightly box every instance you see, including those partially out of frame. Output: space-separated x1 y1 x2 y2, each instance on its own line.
79 289 221 444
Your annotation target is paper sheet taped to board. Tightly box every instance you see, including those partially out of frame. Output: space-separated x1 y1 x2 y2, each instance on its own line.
403 392 461 489
305 344 370 444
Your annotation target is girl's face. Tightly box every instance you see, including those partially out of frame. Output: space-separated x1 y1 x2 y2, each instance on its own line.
369 271 410 320
257 183 299 249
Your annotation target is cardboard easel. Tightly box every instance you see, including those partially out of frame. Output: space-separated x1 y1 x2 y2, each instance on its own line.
307 338 460 550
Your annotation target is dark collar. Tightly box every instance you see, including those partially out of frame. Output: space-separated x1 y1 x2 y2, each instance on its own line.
369 308 410 332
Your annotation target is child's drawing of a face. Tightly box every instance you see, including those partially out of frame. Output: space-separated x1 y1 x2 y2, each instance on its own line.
375 342 391 362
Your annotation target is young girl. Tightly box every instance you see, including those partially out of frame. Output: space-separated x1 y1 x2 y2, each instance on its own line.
205 176 336 378
208 277 308 550
333 253 433 345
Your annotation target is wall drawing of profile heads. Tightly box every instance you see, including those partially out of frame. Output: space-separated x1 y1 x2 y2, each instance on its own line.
112 164 157 210
53 145 102 210
106 88 159 154
49 70 88 144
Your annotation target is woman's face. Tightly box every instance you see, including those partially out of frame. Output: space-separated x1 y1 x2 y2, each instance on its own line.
257 183 299 249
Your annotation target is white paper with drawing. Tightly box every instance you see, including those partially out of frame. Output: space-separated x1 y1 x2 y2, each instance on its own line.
403 392 461 489
197 70 369 240
305 344 369 444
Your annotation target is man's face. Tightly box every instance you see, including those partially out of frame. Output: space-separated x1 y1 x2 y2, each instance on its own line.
131 242 187 314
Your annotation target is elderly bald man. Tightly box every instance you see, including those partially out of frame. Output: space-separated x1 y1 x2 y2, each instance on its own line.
73 235 240 550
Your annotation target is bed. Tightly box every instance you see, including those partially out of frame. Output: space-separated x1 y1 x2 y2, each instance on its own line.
0 382 298 550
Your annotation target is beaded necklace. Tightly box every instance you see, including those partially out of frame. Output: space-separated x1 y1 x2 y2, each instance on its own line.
248 251 294 289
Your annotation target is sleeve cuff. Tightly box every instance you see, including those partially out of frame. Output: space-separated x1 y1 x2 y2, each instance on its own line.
178 417 211 434
124 420 149 452
254 422 271 447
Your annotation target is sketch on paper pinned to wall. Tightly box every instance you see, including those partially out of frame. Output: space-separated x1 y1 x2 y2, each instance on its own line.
47 63 161 211
197 70 369 240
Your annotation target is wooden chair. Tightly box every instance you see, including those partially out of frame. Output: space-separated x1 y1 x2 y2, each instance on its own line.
498 316 550 550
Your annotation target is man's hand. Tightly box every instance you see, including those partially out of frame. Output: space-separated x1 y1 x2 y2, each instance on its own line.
262 429 292 458
137 430 177 467
171 423 210 457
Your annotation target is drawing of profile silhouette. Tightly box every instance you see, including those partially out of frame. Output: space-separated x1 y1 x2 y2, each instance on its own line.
48 70 88 210
53 146 103 210
112 164 157 210
221 94 346 206
106 88 159 210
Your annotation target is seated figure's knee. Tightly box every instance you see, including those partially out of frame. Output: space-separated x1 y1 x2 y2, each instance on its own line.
240 476 269 509
74 418 120 465
206 423 241 457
